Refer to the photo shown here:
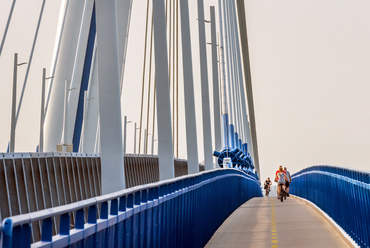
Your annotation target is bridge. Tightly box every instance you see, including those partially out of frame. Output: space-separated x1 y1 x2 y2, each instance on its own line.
0 0 369 247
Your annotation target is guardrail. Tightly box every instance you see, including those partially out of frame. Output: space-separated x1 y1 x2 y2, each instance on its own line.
1 168 262 248
0 152 205 243
290 166 369 248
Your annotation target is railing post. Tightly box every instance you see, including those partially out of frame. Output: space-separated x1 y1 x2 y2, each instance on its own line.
41 217 53 242
110 198 119 216
2 219 13 248
75 209 85 229
140 189 147 246
126 193 134 247
59 213 70 235
99 202 108 220
133 191 141 247
152 187 159 248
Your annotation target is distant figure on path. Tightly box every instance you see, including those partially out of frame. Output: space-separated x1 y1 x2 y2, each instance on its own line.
284 167 291 197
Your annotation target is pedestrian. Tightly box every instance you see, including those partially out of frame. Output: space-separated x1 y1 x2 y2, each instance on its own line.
284 167 291 197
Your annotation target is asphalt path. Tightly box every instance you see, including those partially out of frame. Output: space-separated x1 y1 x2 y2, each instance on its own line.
205 196 353 248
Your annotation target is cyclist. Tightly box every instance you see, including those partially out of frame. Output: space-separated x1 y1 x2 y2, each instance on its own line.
275 165 288 199
284 167 291 197
264 178 272 196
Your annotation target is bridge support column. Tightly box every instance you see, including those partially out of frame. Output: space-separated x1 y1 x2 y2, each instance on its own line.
210 6 222 154
236 0 260 177
95 0 125 193
153 0 175 180
197 0 214 171
179 0 199 174
44 0 90 152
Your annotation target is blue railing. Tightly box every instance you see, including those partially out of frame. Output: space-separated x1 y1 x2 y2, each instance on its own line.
290 165 370 248
1 168 262 248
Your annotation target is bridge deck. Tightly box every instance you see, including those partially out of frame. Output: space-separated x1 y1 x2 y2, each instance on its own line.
206 196 353 248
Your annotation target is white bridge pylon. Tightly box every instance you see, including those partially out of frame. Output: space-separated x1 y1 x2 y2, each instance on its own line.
0 0 259 193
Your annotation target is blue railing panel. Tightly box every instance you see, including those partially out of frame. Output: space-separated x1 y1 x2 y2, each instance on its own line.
1 168 262 248
290 166 370 248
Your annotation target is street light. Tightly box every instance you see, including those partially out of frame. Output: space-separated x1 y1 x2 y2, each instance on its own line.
123 116 132 154
80 92 95 153
144 130 151 154
61 80 76 152
39 68 53 153
134 122 140 154
9 53 27 153
152 138 157 155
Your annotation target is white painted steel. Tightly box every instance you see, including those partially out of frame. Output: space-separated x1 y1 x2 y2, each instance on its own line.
123 116 127 154
117 0 133 157
179 0 199 174
230 1 251 153
2 158 12 217
51 158 61 207
0 0 16 56
229 1 242 140
68 0 94 140
197 0 214 171
228 1 243 138
116 0 133 87
235 0 260 176
44 0 76 152
62 80 68 151
80 91 88 153
217 0 227 117
144 129 147 154
45 0 69 113
39 69 46 152
210 6 222 153
222 0 234 125
15 0 46 127
12 159 22 215
151 135 154 155
95 0 125 193
58 157 67 206
10 53 17 153
134 122 137 154
153 0 175 180
82 42 99 154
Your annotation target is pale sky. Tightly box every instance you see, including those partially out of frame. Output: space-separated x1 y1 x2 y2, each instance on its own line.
0 0 369 183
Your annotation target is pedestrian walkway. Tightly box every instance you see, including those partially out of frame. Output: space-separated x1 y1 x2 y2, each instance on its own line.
205 196 353 248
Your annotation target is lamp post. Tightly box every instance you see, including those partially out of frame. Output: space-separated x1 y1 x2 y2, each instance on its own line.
9 53 27 153
123 116 132 154
152 138 157 155
62 80 76 152
144 130 151 154
133 122 140 154
81 92 94 153
39 68 53 153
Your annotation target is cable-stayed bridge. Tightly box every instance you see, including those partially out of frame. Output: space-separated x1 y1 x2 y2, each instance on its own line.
0 0 368 247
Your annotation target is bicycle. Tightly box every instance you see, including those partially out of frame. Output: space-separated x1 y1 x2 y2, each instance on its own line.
278 184 286 202
265 186 270 197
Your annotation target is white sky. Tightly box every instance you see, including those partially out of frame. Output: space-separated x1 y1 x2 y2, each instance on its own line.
0 0 369 182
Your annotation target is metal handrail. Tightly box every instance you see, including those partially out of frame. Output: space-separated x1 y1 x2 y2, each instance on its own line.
291 165 369 248
5 168 258 226
1 168 262 247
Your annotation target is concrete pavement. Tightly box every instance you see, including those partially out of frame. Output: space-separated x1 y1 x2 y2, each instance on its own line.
205 196 353 248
